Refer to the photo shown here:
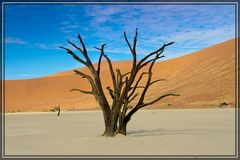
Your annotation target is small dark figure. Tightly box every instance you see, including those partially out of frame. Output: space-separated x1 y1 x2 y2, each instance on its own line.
57 105 61 116
219 102 230 108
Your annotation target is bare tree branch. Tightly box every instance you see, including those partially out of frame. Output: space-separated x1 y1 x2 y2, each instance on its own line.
129 93 139 103
122 72 131 77
140 55 165 69
149 79 167 86
133 28 138 55
137 53 160 104
77 33 87 55
116 69 122 84
94 44 106 76
70 89 93 94
124 53 161 123
119 42 172 107
128 72 148 99
73 70 96 90
59 46 87 65
137 42 174 67
141 93 180 107
116 69 126 94
74 70 92 80
77 33 95 69
102 54 118 97
124 32 133 53
106 86 115 99
130 86 145 89
67 39 83 53
124 28 137 68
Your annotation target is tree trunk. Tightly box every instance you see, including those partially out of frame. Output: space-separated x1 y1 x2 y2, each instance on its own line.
101 111 117 137
102 119 117 137
116 122 127 135
101 106 124 137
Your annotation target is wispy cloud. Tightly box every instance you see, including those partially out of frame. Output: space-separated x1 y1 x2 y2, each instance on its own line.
5 37 27 44
5 37 63 50
60 24 80 34
161 26 234 43
34 43 62 50
77 5 235 55
143 25 234 50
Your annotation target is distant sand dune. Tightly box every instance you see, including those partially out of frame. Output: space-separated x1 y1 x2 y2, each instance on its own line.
5 39 236 112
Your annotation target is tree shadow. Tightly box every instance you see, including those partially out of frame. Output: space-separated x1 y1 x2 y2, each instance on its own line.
128 128 199 137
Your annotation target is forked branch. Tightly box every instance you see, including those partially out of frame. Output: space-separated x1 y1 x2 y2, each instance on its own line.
137 42 174 68
73 70 96 91
124 28 138 68
94 44 106 76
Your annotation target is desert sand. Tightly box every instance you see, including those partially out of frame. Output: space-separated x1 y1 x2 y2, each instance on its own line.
5 108 236 156
5 39 236 112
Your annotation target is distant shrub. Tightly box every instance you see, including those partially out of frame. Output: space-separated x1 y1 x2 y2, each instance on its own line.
166 103 173 107
219 102 230 108
50 107 59 112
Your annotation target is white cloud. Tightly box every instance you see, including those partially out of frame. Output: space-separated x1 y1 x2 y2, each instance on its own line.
5 37 27 44
163 26 234 44
34 43 62 50
5 37 63 50
60 24 80 34
142 25 235 53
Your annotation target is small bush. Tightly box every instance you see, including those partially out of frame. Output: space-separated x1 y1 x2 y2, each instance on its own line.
219 102 230 108
50 107 59 112
166 103 173 107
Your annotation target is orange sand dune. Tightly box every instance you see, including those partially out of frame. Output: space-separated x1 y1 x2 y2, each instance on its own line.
5 39 236 112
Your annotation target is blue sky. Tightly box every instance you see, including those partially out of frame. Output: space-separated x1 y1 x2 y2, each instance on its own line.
4 4 235 80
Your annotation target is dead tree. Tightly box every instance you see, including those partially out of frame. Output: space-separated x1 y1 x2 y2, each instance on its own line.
60 29 180 137
57 105 61 116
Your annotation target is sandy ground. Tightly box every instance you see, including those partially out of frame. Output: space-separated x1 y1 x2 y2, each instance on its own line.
4 108 236 156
